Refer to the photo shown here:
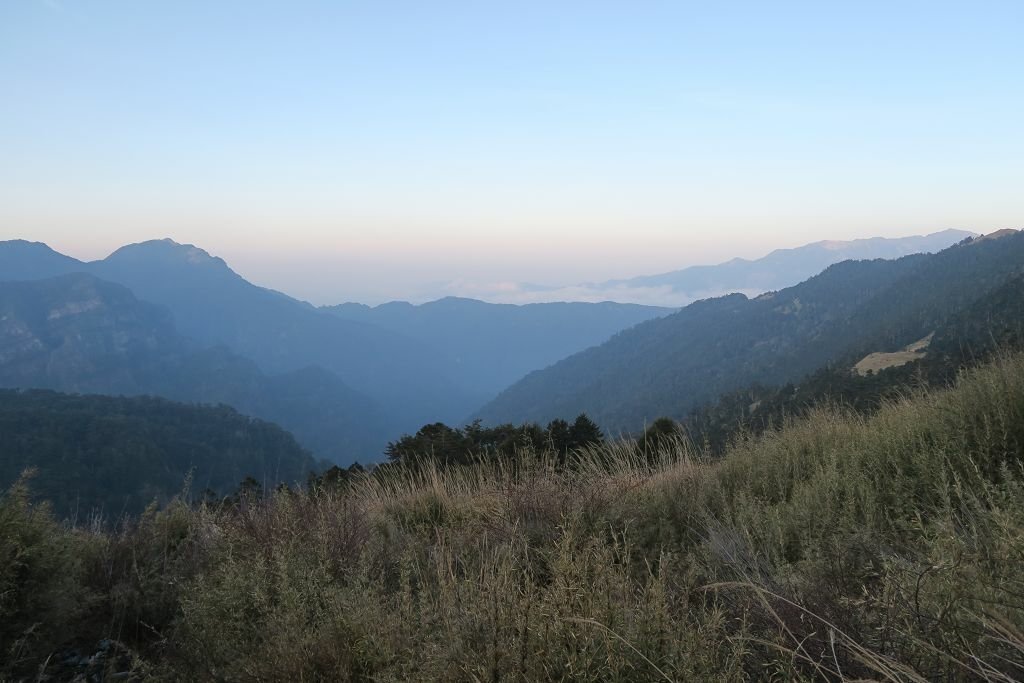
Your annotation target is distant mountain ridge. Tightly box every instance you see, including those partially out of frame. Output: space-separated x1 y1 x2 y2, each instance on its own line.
475 231 1022 432
508 229 974 306
607 228 973 291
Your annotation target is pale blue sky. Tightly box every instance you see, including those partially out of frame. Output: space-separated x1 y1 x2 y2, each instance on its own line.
2 1 1022 303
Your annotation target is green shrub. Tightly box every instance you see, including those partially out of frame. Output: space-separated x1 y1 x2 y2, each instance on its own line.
0 473 92 674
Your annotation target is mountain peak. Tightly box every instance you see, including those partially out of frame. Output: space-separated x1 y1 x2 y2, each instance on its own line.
0 239 79 258
976 228 1020 242
103 239 231 271
0 240 85 282
1 238 52 248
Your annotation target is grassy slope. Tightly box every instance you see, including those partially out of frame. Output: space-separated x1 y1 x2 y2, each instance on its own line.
3 352 1024 681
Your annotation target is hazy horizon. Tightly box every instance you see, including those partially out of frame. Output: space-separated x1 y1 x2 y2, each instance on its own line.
3 2 1022 304
9 227 977 307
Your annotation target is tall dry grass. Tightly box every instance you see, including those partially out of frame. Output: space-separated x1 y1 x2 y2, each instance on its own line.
3 352 1024 681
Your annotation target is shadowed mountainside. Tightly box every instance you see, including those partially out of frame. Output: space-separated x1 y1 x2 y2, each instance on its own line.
476 231 1023 432
0 274 393 463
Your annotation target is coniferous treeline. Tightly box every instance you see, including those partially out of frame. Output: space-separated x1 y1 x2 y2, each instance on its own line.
383 414 604 467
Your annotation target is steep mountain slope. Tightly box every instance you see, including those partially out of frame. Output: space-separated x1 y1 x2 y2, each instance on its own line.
596 229 973 302
685 270 1024 453
476 232 1023 432
0 389 319 517
930 271 1024 355
324 297 672 397
0 274 392 463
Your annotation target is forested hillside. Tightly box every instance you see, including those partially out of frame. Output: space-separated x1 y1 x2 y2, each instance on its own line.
0 274 393 463
685 270 1024 452
0 389 318 517
476 232 1024 432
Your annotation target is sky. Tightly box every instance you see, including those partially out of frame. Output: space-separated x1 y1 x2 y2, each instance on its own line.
1 1 1022 304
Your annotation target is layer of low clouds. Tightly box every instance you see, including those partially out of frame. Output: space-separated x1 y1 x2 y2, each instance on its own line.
427 279 759 308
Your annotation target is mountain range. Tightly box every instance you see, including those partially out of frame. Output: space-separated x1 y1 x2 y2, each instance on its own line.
11 239 477 426
0 229 1003 464
0 239 670 461
476 230 1023 432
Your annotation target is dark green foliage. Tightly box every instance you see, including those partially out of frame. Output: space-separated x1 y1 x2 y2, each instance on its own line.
307 462 366 492
928 269 1024 356
0 389 318 517
0 485 208 681
0 477 89 670
640 416 686 453
545 417 572 453
385 415 605 466
569 413 604 446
